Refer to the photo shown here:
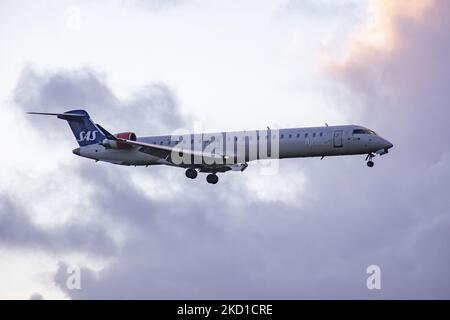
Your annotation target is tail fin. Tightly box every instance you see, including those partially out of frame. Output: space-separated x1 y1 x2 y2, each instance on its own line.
28 109 106 146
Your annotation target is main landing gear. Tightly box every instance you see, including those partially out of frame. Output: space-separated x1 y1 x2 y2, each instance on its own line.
206 173 219 184
185 168 198 179
185 169 219 184
365 153 375 167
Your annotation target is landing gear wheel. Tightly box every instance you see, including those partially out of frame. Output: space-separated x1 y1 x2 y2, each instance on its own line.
206 173 219 184
365 153 375 168
185 168 198 179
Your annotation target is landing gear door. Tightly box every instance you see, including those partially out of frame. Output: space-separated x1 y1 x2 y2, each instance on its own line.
333 130 343 148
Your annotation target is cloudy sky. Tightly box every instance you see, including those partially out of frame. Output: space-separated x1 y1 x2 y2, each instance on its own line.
1 0 449 299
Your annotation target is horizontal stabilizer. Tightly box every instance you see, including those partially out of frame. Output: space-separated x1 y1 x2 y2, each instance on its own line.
27 111 86 121
28 109 106 146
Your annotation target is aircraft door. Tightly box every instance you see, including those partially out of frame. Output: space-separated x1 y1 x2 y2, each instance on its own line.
333 130 343 148
244 136 250 162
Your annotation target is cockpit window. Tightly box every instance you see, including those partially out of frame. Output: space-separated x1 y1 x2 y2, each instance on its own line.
353 129 376 135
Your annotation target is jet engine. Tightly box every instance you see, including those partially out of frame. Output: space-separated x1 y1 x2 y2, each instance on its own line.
101 132 136 149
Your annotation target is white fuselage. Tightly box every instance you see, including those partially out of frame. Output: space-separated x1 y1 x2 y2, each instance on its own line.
75 125 393 168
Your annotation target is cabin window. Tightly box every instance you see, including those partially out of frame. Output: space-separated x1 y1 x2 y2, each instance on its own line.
289 134 292 138
312 133 316 137
305 133 308 138
281 134 284 139
319 132 323 137
296 133 300 138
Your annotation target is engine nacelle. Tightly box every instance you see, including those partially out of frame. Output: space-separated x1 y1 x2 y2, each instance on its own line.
101 132 137 149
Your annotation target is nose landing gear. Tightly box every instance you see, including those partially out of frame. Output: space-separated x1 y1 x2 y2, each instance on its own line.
365 153 375 167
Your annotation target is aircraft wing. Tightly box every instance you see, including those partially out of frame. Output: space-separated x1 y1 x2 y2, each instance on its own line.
95 124 241 170
116 137 230 165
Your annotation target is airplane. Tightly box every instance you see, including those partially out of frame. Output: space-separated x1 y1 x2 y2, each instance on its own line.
28 109 393 184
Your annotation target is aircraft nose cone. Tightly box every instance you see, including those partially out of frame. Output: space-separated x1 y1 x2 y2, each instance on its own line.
72 147 80 156
386 141 394 149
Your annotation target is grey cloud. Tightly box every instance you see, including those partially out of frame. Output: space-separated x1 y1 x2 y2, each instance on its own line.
52 173 450 299
49 1 450 299
53 153 450 299
3 64 188 258
0 194 117 255
331 2 450 163
15 66 185 135
116 83 185 134
14 66 117 133
8 4 450 297
29 293 44 300
325 0 450 297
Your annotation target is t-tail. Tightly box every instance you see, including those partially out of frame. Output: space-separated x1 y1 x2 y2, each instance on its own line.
27 109 106 146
